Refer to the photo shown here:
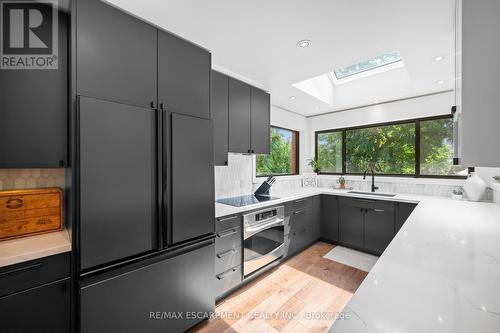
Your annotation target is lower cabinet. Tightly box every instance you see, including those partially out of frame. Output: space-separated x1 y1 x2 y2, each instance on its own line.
80 243 215 333
321 195 339 242
395 202 417 233
364 206 395 254
215 223 242 297
338 198 365 249
0 278 70 333
286 196 320 257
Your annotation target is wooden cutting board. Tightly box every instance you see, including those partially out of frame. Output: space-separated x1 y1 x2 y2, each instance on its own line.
0 188 63 241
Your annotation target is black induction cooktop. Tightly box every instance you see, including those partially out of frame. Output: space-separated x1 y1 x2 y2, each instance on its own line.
216 194 279 207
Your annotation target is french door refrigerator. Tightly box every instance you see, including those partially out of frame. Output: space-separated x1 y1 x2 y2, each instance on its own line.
76 96 215 333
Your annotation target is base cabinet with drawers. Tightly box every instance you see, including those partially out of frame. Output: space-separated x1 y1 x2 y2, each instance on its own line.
214 214 243 298
0 253 70 333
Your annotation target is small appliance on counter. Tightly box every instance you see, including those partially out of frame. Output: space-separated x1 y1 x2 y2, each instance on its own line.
216 176 279 207
0 188 63 241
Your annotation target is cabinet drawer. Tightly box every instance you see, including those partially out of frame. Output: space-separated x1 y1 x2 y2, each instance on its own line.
0 278 70 333
215 265 242 297
215 246 241 276
290 207 310 233
0 252 70 298
292 197 313 211
215 214 241 233
215 227 241 254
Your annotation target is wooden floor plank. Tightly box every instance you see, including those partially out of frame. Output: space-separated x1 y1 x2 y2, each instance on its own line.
189 242 368 333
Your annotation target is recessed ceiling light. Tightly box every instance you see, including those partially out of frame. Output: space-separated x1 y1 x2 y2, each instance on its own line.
289 96 296 100
297 39 311 48
432 55 445 62
436 80 445 84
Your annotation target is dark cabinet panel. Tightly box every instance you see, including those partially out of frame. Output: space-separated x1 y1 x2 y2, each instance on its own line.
171 113 215 244
311 196 321 240
0 7 67 168
364 207 395 255
81 243 215 333
215 227 242 275
228 78 251 153
76 0 157 107
216 265 242 298
395 202 417 234
0 253 69 298
0 278 70 333
211 71 229 165
158 32 210 119
321 195 339 242
338 199 364 249
250 87 271 154
79 97 157 270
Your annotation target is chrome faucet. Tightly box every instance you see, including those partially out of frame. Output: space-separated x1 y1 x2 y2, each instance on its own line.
363 167 379 192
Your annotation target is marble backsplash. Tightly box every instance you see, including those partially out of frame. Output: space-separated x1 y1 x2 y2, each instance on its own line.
0 169 65 191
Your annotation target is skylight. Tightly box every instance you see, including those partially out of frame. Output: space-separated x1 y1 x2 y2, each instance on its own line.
333 51 402 80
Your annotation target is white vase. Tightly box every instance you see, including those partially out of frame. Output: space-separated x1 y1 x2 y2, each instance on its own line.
464 172 486 202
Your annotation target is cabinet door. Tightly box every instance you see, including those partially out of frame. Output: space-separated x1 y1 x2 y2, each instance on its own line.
79 97 157 270
0 6 67 168
158 31 210 119
228 78 251 153
171 113 215 243
364 208 395 255
81 243 215 333
211 71 229 165
0 279 70 333
76 0 157 108
338 200 364 249
311 196 321 241
250 87 271 154
395 202 417 234
321 195 339 242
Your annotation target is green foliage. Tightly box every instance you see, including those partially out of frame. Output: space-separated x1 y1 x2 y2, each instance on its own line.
317 131 342 173
256 128 293 176
308 158 320 173
420 118 455 175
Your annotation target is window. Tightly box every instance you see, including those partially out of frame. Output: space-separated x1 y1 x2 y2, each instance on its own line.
317 131 343 173
256 126 299 176
334 51 403 80
314 115 464 178
346 122 415 175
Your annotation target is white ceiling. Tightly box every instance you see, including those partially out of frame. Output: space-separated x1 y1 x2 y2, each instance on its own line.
105 0 456 116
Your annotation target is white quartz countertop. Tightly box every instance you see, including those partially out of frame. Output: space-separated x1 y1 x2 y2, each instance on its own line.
0 230 71 268
216 188 500 332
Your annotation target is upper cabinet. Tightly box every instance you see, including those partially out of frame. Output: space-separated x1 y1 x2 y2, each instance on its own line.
76 0 157 108
211 71 229 165
0 4 68 168
228 78 252 153
459 0 500 167
250 87 271 154
158 32 210 119
227 77 270 155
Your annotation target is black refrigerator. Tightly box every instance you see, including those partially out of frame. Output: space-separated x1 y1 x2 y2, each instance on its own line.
75 96 215 333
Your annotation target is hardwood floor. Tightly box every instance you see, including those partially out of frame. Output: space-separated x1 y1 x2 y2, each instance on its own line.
189 242 368 333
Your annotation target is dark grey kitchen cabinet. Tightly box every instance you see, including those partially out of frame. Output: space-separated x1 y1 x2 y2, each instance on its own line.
80 242 215 333
0 278 70 333
395 202 417 233
311 196 321 240
321 195 339 242
76 0 157 108
228 78 252 153
211 71 229 165
158 32 210 119
364 206 395 255
0 6 68 168
338 198 364 249
171 113 215 244
78 96 157 270
250 87 271 154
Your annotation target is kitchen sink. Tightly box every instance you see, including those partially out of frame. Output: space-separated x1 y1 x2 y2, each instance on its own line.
348 191 397 197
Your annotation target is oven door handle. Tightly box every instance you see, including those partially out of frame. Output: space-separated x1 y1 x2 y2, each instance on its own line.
245 243 285 263
244 218 284 239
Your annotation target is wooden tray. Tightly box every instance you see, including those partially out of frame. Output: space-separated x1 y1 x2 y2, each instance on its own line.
0 188 63 241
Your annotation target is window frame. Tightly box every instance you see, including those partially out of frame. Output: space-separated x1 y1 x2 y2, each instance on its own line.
256 125 300 178
314 114 465 179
